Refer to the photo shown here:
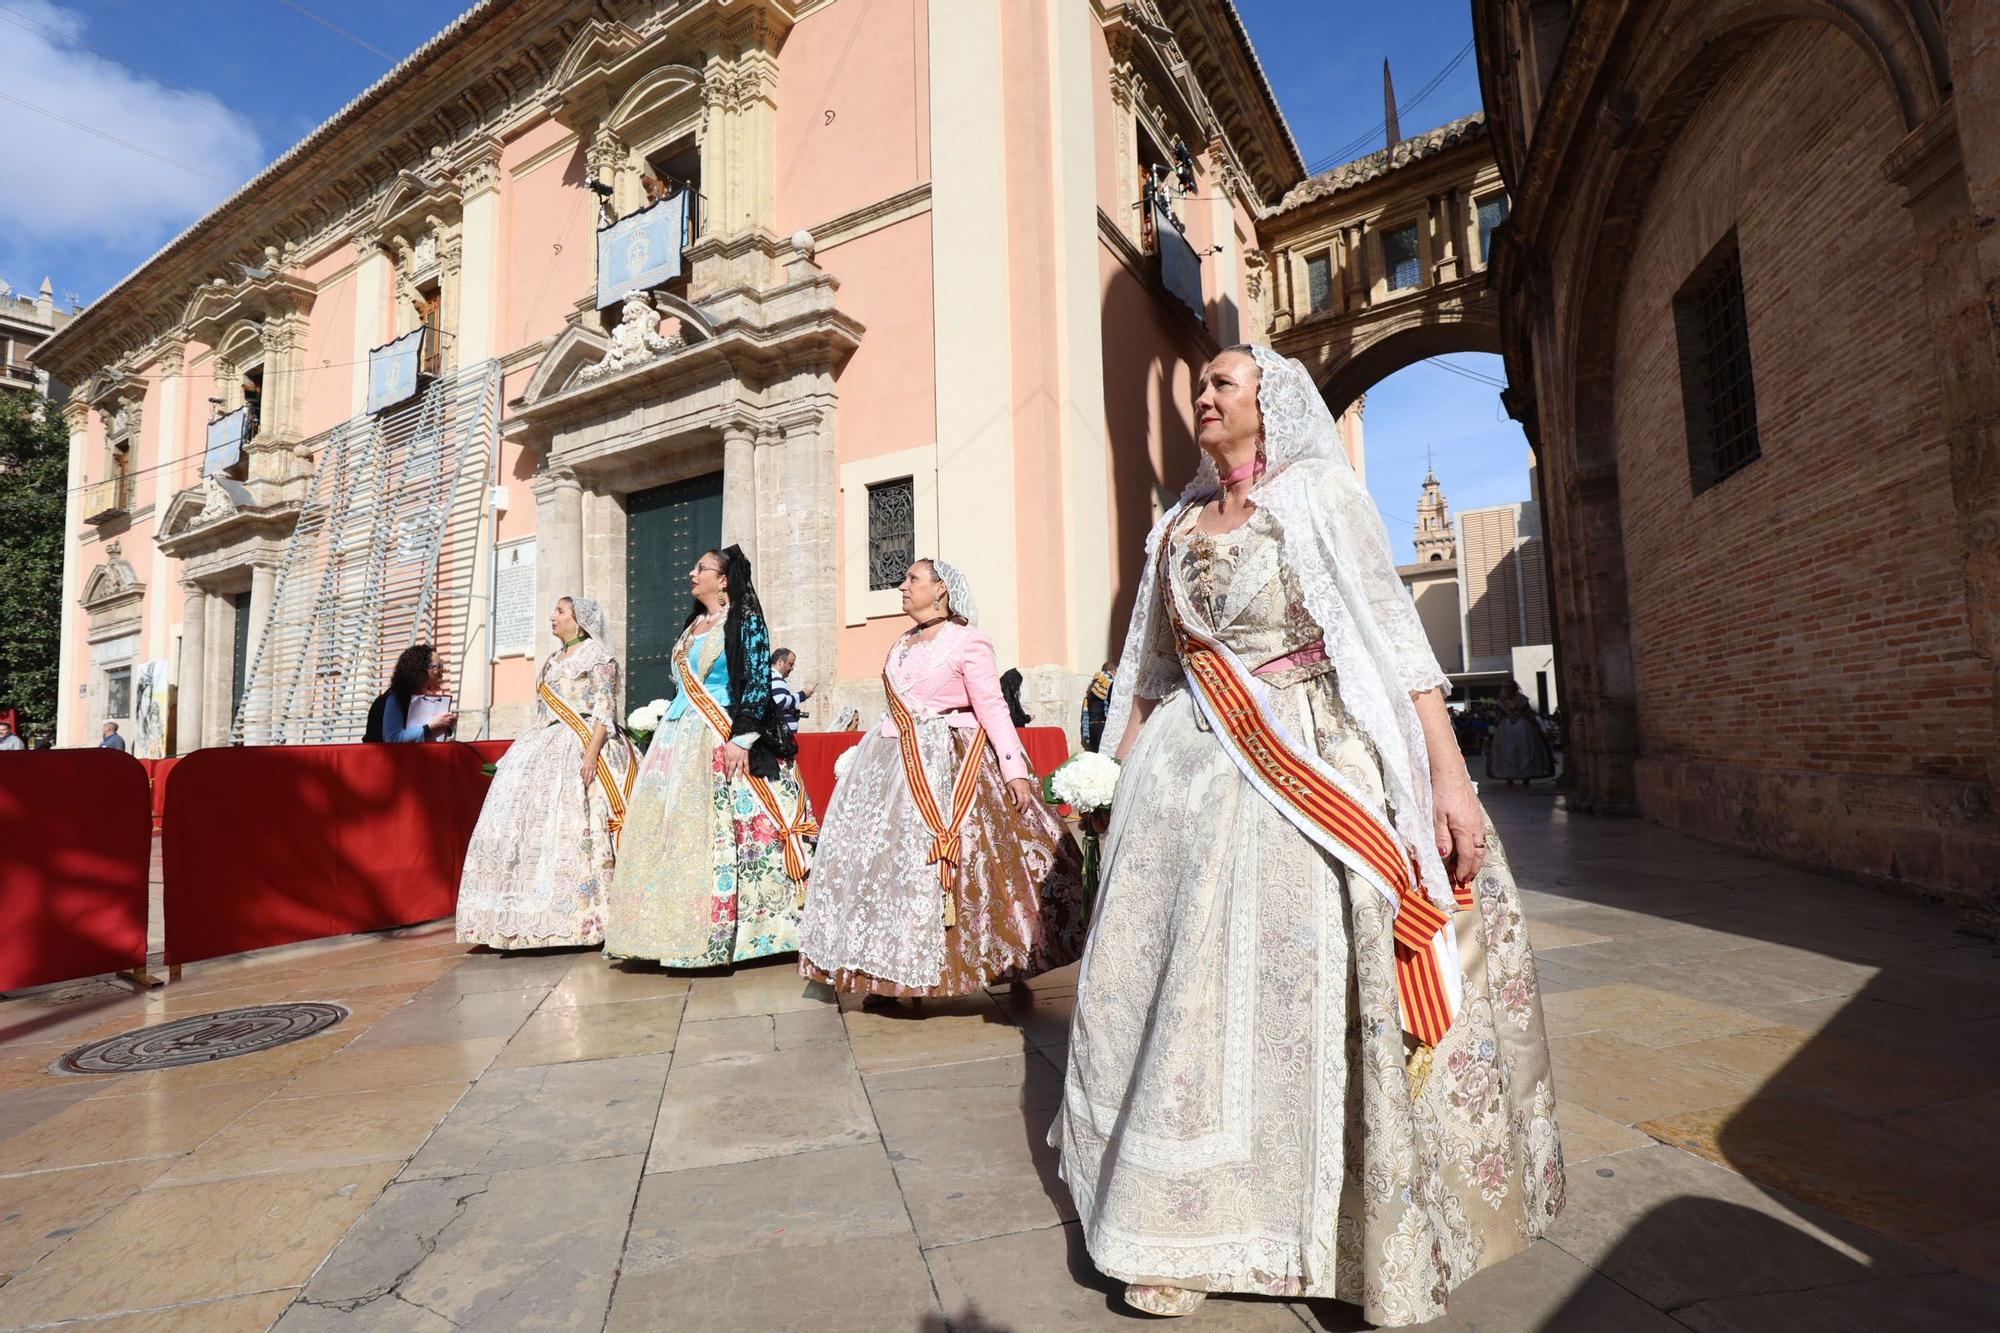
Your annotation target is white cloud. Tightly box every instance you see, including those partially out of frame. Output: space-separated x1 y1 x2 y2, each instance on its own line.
0 1 263 247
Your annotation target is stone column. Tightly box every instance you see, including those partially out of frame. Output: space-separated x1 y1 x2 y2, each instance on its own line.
202 592 228 746
720 422 759 564
243 561 277 743
56 400 91 744
533 464 584 626
176 582 206 755
350 233 393 416
455 143 503 366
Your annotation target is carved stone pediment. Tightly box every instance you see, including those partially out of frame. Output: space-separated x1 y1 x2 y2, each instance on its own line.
80 541 144 617
548 17 648 115
184 263 316 345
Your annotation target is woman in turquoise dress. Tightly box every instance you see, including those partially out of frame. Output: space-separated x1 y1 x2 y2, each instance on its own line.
606 545 816 967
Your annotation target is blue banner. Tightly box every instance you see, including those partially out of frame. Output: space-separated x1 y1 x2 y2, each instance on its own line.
367 327 427 414
1154 199 1204 321
203 407 247 478
597 194 688 309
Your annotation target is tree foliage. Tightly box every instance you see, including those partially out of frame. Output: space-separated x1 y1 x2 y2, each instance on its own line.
0 392 68 732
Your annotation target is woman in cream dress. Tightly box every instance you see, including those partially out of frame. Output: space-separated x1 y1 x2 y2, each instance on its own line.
1052 347 1564 1324
456 596 634 949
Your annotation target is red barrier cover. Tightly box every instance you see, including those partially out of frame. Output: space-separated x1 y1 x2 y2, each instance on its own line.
793 727 1071 818
0 751 149 992
452 730 1070 821
162 743 496 966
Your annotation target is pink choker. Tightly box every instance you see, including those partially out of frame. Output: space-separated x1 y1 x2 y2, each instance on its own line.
1220 457 1266 486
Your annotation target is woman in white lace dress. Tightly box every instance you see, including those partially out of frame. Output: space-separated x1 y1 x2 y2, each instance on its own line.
456 596 634 949
799 559 1085 1001
1052 347 1563 1324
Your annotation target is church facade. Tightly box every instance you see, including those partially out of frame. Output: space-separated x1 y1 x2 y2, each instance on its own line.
37 0 1299 753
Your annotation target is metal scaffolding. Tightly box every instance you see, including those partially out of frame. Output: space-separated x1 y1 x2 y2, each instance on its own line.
233 360 500 745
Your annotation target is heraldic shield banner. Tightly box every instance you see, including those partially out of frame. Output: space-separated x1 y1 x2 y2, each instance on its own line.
597 193 689 309
367 327 428 415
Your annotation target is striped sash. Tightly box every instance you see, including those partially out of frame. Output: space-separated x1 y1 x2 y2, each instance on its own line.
671 635 817 889
1161 534 1471 1046
539 679 637 845
881 670 985 930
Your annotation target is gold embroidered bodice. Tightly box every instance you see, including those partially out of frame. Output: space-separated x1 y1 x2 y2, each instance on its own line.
1171 506 1333 689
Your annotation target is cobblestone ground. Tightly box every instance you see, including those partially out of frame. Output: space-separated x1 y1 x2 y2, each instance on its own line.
1 783 1997 1331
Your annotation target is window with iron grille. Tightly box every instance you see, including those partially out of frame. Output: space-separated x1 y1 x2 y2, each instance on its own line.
1382 224 1421 291
1306 251 1334 314
867 477 916 591
1476 195 1509 267
1673 231 1761 493
105 665 131 719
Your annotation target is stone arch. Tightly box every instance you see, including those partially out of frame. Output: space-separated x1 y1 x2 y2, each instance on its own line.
604 64 705 143
1313 307 1505 417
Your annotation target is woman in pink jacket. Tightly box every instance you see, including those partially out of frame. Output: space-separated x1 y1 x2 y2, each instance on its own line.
800 558 1085 1002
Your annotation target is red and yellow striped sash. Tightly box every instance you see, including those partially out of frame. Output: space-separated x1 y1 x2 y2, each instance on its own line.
881 670 984 929
671 636 817 887
1161 532 1472 1046
539 679 637 845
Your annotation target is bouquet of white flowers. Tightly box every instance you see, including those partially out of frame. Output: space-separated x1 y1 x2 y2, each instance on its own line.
833 743 860 784
1043 751 1120 913
626 698 670 750
1043 751 1120 813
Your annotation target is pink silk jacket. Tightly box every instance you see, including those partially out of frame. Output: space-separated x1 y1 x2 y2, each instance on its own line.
877 623 1033 785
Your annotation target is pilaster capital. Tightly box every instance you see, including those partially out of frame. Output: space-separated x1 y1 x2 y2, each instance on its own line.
531 460 582 500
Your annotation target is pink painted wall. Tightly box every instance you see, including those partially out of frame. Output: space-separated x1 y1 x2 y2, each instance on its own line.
1099 243 1207 648
818 216 936 462
300 245 357 441
502 125 592 357
775 0 932 233
1002 0 1069 668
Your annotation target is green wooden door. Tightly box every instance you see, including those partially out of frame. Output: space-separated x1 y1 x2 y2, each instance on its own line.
230 592 251 727
626 472 723 707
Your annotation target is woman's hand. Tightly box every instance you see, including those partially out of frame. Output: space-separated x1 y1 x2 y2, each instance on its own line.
1431 769 1487 888
719 743 750 781
579 752 599 787
1006 777 1038 817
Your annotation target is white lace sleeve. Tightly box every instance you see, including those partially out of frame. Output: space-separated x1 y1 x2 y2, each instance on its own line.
1327 469 1450 697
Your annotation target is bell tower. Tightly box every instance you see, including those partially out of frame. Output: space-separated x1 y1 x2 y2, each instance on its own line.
1414 455 1455 564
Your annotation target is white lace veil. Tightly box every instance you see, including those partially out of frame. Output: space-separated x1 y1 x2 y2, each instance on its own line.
564 595 614 654
925 558 978 627
1101 344 1456 910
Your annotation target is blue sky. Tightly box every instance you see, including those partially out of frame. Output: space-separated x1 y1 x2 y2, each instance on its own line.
0 0 1525 559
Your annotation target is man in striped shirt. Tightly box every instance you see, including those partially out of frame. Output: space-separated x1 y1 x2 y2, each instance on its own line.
769 648 813 736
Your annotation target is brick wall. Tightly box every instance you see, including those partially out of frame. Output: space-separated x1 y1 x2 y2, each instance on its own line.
1612 24 1995 897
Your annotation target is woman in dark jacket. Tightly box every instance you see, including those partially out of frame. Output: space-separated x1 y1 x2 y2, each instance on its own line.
365 644 456 742
605 545 816 967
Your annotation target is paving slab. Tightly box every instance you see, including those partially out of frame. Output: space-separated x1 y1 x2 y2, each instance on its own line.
402 1053 668 1180
1674 1269 2000 1333
491 993 685 1068
648 1041 875 1173
275 1152 641 1331
873 1078 1073 1247
0 1163 396 1326
1297 1239 1683 1332
1547 1144 1939 1310
623 1142 910 1269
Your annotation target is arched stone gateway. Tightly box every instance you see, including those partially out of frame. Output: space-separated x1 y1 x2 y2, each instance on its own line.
1259 113 1509 432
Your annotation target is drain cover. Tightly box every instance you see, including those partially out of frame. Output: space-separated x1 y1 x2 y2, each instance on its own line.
57 1002 350 1075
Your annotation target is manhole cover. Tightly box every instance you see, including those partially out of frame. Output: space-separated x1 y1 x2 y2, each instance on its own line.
56 1002 350 1075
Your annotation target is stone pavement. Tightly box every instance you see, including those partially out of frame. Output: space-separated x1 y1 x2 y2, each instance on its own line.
0 785 1998 1331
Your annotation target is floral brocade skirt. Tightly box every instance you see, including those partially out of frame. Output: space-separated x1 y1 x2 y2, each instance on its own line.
799 724 1087 997
1052 681 1565 1327
605 710 807 968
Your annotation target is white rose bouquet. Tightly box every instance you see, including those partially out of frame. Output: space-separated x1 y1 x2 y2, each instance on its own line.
1043 751 1120 813
1042 751 1120 912
626 698 670 751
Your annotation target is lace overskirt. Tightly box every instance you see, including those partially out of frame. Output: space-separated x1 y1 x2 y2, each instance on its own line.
455 720 628 949
799 724 1087 995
